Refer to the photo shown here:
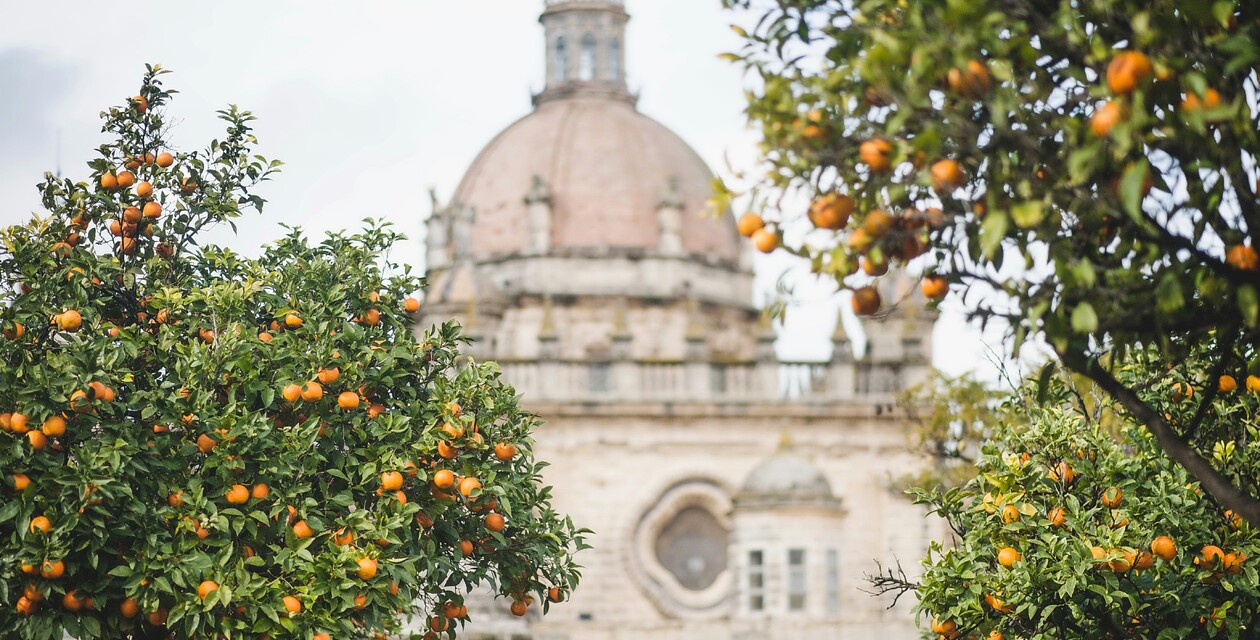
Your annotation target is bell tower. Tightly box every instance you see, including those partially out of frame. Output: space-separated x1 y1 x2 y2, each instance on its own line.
536 0 632 105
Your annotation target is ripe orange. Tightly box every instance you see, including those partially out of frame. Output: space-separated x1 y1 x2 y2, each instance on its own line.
983 592 1013 614
1048 461 1075 484
808 194 854 230
156 152 174 167
860 138 893 173
404 297 421 313
226 484 249 504
1182 88 1222 112
1224 551 1246 574
41 416 66 437
353 594 368 610
116 171 136 188
314 634 332 640
930 159 966 192
430 616 450 632
947 59 992 97
1090 100 1126 137
135 181 153 199
432 469 455 489
851 286 881 316
27 431 47 450
29 514 50 534
751 227 778 253
357 557 378 580
459 477 482 497
861 255 889 277
284 312 303 328
143 201 161 219
120 598 140 618
437 440 458 459
1106 51 1153 95
334 527 355 546
485 513 506 532
931 618 958 636
251 483 270 500
1101 486 1124 508
1220 375 1238 393
197 434 217 454
300 381 324 402
62 590 84 612
381 471 404 491
494 442 518 461
1151 536 1176 561
997 546 1021 568
283 595 302 615
1134 551 1155 571
361 308 382 326
148 608 168 625
281 384 302 403
1000 504 1020 524
197 580 219 600
737 212 765 237
3 321 24 340
460 539 474 557
862 209 894 237
293 520 314 539
549 586 564 603
168 491 185 507
1199 545 1225 567
317 367 340 385
921 276 948 301
1109 548 1135 572
1171 382 1193 402
1226 244 1259 271
40 559 65 579
258 331 273 343
338 391 360 410
510 600 528 616
57 309 83 332
1047 506 1066 527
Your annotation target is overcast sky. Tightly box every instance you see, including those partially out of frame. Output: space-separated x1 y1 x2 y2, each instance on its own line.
0 1 1019 379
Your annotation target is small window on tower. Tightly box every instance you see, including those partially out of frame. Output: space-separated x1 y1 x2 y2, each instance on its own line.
580 33 598 81
748 550 765 612
787 548 806 611
609 38 621 80
554 37 569 82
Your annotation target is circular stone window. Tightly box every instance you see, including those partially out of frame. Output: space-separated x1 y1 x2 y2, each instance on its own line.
630 480 732 618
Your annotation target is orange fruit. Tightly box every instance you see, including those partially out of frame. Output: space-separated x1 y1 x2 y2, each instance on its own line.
100 173 118 190
737 212 765 237
751 227 778 253
41 415 66 437
931 618 958 636
860 138 893 173
135 181 153 199
335 528 355 546
1090 100 1127 137
356 557 378 580
317 367 340 385
283 595 302 615
1226 244 1259 271
284 312 303 328
353 594 368 610
851 286 881 316
495 442 518 461
862 209 894 237
1101 486 1124 508
997 546 1021 568
40 559 65 579
1171 382 1193 402
197 434 217 454
2 321 24 340
548 586 564 603
381 471 404 491
432 469 455 489
338 391 360 410
10 412 30 434
1182 88 1222 112
1048 461 1075 484
168 491 185 507
404 297 421 313
459 476 482 497
226 484 249 504
197 580 219 600
258 331 273 343
300 381 324 402
1106 51 1153 95
485 513 506 532
1151 536 1176 561
1224 552 1246 574
116 171 136 188
1109 548 1135 572
143 201 162 219
281 384 301 403
1047 506 1066 527
460 539 474 556
437 440 458 459
1134 551 1155 571
984 592 1013 614
120 598 140 618
156 152 174 167
57 309 83 332
510 600 528 616
148 608 168 625
29 515 51 534
293 520 314 539
946 59 992 97
1000 504 1020 524
132 95 148 112
27 431 47 450
930 159 966 192
808 194 854 230
62 590 84 612
1220 375 1238 393
921 276 948 301
430 616 450 632
12 473 30 492
1199 545 1225 567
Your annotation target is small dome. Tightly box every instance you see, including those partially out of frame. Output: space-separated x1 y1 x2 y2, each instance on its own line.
736 453 836 505
451 96 740 263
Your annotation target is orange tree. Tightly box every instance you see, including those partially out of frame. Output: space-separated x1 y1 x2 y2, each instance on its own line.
0 66 587 640
898 360 1260 639
719 1 1260 523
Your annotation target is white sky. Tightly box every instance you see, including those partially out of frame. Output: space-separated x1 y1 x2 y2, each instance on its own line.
0 0 1016 379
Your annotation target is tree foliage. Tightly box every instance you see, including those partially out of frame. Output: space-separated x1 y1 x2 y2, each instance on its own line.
721 0 1260 522
0 66 586 640
910 364 1260 639
898 372 1008 489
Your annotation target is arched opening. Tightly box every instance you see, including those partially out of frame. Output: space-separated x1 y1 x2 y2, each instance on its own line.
609 38 622 81
579 33 598 81
554 36 569 82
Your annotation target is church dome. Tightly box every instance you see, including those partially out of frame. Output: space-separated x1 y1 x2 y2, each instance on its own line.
736 452 837 506
451 95 741 264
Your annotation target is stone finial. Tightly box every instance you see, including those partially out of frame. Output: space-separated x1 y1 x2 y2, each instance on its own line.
540 293 558 337
684 297 705 342
525 175 553 254
657 177 684 257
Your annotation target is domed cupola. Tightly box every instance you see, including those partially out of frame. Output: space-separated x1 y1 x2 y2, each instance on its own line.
734 452 840 509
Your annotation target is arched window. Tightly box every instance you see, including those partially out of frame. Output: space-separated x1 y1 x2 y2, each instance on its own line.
609 38 621 81
579 33 597 81
554 37 569 83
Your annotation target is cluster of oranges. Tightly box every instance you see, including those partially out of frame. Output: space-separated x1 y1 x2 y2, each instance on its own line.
1090 50 1225 139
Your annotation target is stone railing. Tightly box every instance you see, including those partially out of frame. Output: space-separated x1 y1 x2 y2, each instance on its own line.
495 358 924 404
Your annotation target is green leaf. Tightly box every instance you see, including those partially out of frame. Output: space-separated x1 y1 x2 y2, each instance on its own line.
1011 201 1044 229
980 210 1009 259
1119 160 1149 221
1071 303 1098 334
1155 274 1185 315
1239 285 1259 328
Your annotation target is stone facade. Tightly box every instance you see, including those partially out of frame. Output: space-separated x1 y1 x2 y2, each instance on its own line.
414 2 942 638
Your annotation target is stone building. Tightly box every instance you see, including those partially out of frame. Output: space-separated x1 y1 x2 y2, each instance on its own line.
417 1 940 638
